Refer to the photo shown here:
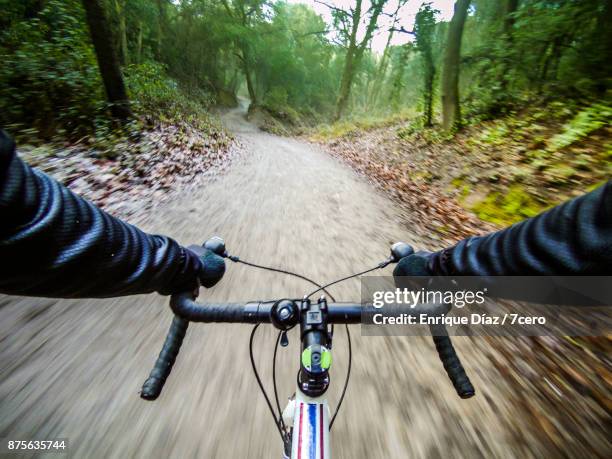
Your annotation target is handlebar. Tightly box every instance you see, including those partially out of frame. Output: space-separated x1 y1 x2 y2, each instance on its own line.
168 292 368 324
140 240 475 402
140 316 188 400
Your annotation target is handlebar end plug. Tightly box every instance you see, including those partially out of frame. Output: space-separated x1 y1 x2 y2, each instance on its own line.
390 242 414 262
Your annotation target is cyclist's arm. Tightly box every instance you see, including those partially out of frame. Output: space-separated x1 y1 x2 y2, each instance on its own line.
0 130 209 298
429 181 612 275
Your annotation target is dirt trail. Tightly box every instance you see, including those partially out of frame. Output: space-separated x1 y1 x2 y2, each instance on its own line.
0 104 601 458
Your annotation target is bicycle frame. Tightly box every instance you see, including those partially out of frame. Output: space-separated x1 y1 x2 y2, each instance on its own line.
282 392 331 459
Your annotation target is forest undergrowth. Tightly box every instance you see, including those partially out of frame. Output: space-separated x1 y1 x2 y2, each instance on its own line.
313 98 611 237
19 115 237 219
11 62 238 219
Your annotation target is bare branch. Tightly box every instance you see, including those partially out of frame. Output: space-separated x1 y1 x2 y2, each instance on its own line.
296 29 331 38
314 0 348 15
330 37 348 48
390 26 415 35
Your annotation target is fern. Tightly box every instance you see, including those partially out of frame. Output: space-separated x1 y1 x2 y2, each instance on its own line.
548 103 612 151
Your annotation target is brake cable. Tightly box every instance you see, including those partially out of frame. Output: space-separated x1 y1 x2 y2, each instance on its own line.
330 324 351 429
272 330 286 433
305 264 385 300
229 256 337 300
249 324 288 442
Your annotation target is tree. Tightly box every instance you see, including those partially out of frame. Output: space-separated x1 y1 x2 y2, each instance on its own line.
219 0 269 106
414 3 439 126
24 0 47 18
387 43 413 111
319 0 388 120
112 0 128 65
497 0 518 94
441 0 470 131
81 0 132 121
367 0 407 109
391 2 439 125
155 0 167 60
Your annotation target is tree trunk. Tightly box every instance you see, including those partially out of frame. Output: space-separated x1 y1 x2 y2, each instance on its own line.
334 0 362 121
335 0 386 120
136 21 143 64
242 53 257 106
112 0 129 66
228 68 239 94
368 28 395 108
441 0 470 131
423 58 435 127
155 0 167 60
389 45 411 111
548 36 564 81
81 0 132 121
499 0 518 93
335 47 357 121
538 36 564 90
24 0 47 19
503 0 518 36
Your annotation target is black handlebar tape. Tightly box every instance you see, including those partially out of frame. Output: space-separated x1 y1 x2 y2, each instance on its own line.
140 316 189 401
429 324 475 399
170 293 265 323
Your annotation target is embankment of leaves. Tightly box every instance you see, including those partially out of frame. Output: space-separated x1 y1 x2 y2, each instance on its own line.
314 100 611 239
480 334 610 456
247 101 326 137
19 116 237 219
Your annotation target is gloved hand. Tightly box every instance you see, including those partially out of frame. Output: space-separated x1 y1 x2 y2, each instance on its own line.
159 245 225 295
393 251 436 277
197 248 226 288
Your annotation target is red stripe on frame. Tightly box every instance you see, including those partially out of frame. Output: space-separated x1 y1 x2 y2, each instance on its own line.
297 402 304 459
319 404 324 459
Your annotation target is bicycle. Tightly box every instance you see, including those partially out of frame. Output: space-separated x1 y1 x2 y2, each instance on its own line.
140 237 475 458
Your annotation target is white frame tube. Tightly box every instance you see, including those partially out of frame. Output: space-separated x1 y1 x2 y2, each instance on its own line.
289 391 331 459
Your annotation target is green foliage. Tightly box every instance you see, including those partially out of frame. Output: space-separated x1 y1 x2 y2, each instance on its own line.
255 3 340 116
471 186 547 225
475 123 510 146
1 0 610 147
414 3 438 56
444 98 611 224
459 0 611 123
0 0 105 139
264 87 289 109
312 111 414 141
396 119 423 139
125 62 213 120
0 0 218 139
548 103 612 151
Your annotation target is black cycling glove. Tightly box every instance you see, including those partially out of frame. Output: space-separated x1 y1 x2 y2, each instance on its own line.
393 251 435 277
